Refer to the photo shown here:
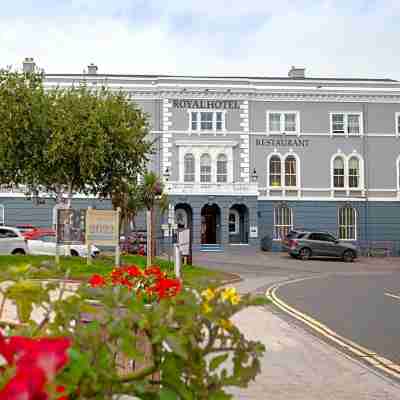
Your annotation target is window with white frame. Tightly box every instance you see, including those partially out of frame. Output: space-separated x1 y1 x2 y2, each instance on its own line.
184 153 195 182
397 156 400 190
190 111 225 132
228 209 239 235
348 157 360 188
330 113 362 136
0 205 4 225
338 207 357 240
284 156 297 187
200 154 212 183
273 206 293 240
396 113 400 136
269 155 281 187
267 111 299 134
333 156 345 188
216 154 228 183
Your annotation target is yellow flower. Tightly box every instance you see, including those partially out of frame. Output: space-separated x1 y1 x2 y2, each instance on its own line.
201 288 216 302
221 287 237 302
219 319 233 331
202 302 212 314
230 294 241 305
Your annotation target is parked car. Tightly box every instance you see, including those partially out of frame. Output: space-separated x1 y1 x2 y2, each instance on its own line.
23 228 100 257
15 224 37 233
0 226 28 255
282 230 307 250
288 231 357 262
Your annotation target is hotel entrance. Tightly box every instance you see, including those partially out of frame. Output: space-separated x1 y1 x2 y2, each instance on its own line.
201 204 221 245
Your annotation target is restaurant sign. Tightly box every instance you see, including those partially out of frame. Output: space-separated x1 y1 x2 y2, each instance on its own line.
256 138 310 147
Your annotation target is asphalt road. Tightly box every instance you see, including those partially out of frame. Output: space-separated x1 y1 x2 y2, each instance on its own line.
277 271 400 365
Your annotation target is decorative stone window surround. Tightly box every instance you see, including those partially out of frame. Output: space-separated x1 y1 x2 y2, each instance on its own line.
162 99 172 173
330 150 365 196
176 140 237 184
266 150 301 197
329 112 363 137
187 109 227 135
266 110 300 136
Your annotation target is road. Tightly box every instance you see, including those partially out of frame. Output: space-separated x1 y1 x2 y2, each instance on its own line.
276 271 400 365
194 248 400 367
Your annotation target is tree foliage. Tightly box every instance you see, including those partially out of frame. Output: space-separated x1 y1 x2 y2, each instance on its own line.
0 69 152 204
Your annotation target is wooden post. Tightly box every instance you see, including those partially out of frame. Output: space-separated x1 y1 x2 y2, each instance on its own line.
115 207 121 267
174 244 181 279
86 207 92 266
146 208 152 267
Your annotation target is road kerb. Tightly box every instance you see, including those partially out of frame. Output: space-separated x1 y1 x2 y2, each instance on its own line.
266 277 400 381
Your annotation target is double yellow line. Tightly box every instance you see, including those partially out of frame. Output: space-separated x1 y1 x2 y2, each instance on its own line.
266 277 400 380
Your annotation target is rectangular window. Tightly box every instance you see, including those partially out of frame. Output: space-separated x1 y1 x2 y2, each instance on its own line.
191 112 198 131
332 114 345 134
267 111 299 134
216 112 223 130
273 206 293 240
189 111 225 132
331 113 362 136
396 113 400 136
338 207 357 240
200 112 213 130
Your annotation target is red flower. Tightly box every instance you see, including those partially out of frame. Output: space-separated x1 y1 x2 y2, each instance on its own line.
56 385 68 400
124 265 142 277
0 333 71 400
89 274 106 288
144 266 165 279
153 278 182 300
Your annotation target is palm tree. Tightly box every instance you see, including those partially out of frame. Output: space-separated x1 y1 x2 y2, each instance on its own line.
141 172 168 266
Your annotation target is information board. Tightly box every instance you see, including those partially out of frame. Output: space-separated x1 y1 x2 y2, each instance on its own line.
56 209 86 244
86 209 119 246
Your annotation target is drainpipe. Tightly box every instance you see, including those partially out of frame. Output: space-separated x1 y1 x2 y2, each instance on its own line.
362 103 369 254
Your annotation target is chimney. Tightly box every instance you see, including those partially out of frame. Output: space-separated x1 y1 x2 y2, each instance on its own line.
22 57 36 73
87 63 98 75
288 66 305 79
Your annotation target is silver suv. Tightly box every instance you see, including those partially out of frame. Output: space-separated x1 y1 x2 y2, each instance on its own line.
0 226 28 255
288 232 358 262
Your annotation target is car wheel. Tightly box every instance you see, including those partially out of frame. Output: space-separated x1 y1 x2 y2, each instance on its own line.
299 247 311 261
12 249 26 255
70 250 79 257
343 250 355 262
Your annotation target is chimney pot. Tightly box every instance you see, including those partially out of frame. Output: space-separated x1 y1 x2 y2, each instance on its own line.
23 57 36 73
87 63 98 74
288 66 305 79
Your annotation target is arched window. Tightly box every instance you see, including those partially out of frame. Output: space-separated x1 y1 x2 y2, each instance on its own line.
269 155 281 187
216 154 228 183
348 157 360 188
200 154 212 183
338 207 357 240
228 209 239 235
184 153 195 182
274 206 293 240
333 156 345 188
284 156 297 187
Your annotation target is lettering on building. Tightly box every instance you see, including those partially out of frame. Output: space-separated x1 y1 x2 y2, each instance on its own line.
172 99 240 110
256 138 310 147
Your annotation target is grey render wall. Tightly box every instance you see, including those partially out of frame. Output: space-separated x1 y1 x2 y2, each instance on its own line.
258 200 400 255
249 101 400 134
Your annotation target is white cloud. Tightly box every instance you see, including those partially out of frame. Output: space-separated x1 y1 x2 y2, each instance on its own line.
0 2 399 79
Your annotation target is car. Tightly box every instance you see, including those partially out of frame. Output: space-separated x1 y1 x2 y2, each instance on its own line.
282 230 307 250
288 231 358 262
0 226 28 255
23 228 100 258
15 224 37 233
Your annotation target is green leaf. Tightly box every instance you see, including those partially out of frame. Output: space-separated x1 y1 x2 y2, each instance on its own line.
165 335 188 360
160 387 180 400
209 353 229 372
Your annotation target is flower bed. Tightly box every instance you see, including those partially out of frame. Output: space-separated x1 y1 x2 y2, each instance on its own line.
0 264 266 399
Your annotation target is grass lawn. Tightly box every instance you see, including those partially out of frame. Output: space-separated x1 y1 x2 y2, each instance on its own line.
0 254 237 287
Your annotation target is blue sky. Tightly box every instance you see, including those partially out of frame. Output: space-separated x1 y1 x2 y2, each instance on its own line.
1 1 399 79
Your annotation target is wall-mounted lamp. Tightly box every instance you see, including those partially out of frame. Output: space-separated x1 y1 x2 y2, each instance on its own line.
251 168 258 182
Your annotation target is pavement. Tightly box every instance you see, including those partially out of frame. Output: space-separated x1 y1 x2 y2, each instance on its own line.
193 248 400 399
